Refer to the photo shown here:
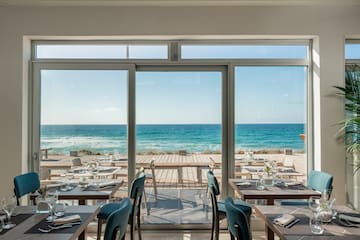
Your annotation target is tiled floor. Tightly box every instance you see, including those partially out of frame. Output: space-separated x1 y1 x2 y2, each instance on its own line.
87 230 269 240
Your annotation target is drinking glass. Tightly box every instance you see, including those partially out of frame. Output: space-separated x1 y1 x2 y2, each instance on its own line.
309 213 324 235
2 196 17 229
45 190 58 222
256 170 265 190
54 202 66 217
308 196 321 212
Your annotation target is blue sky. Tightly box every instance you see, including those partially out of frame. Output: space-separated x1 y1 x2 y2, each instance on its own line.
40 44 307 125
41 67 306 125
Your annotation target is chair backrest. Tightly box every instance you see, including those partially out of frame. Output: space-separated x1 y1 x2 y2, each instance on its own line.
207 170 220 196
103 198 132 240
308 170 333 194
14 172 40 205
72 158 82 167
129 173 146 219
207 170 220 221
225 197 252 240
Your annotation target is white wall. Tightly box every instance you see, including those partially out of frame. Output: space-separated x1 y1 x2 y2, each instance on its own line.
0 5 358 203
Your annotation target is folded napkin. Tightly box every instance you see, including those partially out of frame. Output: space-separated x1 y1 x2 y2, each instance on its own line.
273 214 295 226
338 213 360 223
46 183 66 189
97 181 116 188
279 167 295 173
236 182 251 187
285 182 302 187
53 214 81 225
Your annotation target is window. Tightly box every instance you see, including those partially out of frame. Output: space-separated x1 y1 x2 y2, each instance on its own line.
31 39 311 225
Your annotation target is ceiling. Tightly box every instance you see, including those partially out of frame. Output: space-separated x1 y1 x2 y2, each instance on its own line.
0 0 360 7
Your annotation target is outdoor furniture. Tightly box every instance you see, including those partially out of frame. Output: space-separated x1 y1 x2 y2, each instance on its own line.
254 205 360 240
0 205 99 240
225 197 252 240
103 198 131 240
280 170 333 206
72 158 83 167
144 159 157 200
228 178 321 205
13 172 40 206
97 174 145 240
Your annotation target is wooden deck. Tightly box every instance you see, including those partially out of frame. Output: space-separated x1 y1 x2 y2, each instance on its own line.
41 153 306 188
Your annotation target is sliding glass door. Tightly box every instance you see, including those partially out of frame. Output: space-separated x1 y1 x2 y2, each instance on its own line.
136 68 224 224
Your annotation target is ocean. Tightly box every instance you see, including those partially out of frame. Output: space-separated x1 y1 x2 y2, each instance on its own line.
40 124 304 155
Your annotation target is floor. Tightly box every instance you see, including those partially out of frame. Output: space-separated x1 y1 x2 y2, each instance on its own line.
86 230 269 240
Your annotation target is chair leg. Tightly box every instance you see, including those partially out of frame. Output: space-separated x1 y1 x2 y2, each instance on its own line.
230 234 235 240
215 214 220 240
210 211 215 240
151 168 157 200
97 218 104 240
129 216 135 240
137 208 142 240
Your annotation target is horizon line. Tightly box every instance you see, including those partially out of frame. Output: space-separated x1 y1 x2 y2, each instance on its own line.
41 122 305 125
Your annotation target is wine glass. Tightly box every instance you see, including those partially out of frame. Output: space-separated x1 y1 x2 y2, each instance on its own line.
308 196 321 213
45 190 58 222
2 196 17 229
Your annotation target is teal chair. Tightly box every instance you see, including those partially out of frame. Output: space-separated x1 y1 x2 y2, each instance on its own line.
281 170 333 206
97 173 146 240
103 198 131 240
225 197 252 240
13 172 40 205
207 171 252 240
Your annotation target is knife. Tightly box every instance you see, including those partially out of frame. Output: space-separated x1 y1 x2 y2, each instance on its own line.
285 219 300 229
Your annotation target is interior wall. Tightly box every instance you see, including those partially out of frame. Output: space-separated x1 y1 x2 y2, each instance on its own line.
0 5 358 203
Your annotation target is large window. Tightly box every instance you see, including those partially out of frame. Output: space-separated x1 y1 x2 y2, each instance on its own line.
31 40 311 226
345 41 360 210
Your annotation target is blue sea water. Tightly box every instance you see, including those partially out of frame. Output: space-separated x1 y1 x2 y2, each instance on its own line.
40 124 304 154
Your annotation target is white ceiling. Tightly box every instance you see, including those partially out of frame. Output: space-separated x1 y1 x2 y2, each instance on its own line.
0 0 360 7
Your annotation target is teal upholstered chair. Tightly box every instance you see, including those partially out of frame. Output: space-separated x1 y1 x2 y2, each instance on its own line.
281 170 333 206
103 198 131 240
225 197 252 240
97 173 146 240
207 171 252 240
13 172 40 205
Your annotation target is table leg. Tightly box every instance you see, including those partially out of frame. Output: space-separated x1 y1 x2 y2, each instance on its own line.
266 199 275 240
78 199 86 240
197 167 202 184
266 226 275 240
78 231 85 240
178 168 183 184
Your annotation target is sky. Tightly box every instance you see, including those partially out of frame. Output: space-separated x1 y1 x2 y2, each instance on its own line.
39 44 307 125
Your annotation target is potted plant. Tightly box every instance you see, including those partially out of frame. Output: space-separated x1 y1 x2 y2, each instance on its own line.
334 64 360 209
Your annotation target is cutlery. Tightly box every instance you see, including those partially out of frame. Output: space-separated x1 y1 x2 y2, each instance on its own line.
285 218 300 228
38 222 81 233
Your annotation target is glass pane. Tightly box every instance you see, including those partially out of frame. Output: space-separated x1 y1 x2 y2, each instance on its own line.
128 45 168 59
136 71 222 224
39 70 129 197
345 44 360 59
36 45 127 59
181 45 307 59
234 66 307 185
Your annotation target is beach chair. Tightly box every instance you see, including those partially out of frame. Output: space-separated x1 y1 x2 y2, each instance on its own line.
72 157 83 167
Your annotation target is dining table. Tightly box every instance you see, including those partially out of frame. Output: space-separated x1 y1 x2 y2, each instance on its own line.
0 205 99 240
228 178 321 205
33 179 123 205
254 205 360 240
